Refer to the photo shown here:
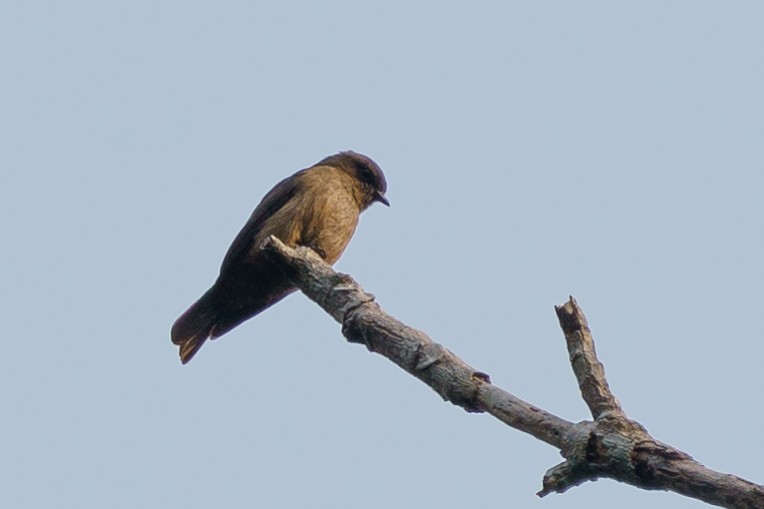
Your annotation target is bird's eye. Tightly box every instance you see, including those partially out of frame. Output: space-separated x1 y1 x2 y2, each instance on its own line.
358 166 374 183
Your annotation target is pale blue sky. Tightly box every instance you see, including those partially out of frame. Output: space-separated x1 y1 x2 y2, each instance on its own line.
2 2 762 508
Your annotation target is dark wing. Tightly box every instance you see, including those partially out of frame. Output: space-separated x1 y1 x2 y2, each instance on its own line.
219 169 307 274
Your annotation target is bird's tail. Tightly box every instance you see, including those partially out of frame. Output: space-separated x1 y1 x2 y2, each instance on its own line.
171 287 219 364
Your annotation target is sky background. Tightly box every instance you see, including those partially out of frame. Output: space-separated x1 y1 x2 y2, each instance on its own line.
2 2 762 508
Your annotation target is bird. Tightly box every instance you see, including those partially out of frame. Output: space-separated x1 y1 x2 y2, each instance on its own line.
171 150 389 364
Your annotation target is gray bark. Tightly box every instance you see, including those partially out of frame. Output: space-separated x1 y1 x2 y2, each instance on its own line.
263 235 764 509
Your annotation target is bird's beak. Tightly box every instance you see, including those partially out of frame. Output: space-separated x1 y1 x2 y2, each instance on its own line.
374 191 390 207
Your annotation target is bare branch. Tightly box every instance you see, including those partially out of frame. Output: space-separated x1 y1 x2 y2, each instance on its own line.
262 235 764 509
262 236 573 447
556 297 625 420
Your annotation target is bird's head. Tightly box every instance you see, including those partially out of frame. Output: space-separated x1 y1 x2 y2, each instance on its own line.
319 151 389 209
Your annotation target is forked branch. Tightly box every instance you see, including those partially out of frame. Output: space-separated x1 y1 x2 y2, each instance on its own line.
263 236 764 509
